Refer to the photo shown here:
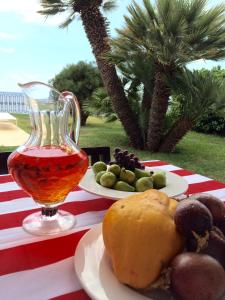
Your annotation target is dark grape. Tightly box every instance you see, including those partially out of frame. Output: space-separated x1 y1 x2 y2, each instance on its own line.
117 158 122 164
140 164 145 169
136 162 142 169
109 161 117 165
129 159 135 166
124 155 130 162
112 148 144 170
124 162 130 169
114 148 121 154
117 151 124 158
130 159 135 170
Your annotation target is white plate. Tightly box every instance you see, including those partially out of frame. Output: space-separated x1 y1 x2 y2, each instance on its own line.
74 224 173 300
79 167 188 200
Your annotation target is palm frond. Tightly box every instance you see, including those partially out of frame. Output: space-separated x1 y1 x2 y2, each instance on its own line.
143 0 158 25
84 87 115 118
38 7 65 15
110 0 225 68
39 0 117 28
169 69 225 122
102 0 117 12
181 0 207 24
38 0 70 15
59 11 77 28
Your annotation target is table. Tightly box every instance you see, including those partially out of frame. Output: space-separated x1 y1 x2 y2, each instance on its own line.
1 160 225 300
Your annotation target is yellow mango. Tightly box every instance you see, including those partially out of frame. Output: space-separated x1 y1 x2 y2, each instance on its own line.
102 189 184 289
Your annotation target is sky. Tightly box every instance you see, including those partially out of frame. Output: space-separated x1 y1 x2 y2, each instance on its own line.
0 0 225 92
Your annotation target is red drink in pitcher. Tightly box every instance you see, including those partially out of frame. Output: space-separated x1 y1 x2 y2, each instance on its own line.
8 145 89 205
9 81 89 235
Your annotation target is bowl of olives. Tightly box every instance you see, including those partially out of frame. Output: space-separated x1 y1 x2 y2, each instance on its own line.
79 148 188 200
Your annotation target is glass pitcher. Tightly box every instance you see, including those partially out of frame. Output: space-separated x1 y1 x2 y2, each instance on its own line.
7 82 89 235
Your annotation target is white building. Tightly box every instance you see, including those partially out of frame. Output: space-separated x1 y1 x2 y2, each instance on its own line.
0 92 28 114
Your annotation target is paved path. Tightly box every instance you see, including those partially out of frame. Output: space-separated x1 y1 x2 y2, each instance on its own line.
0 122 29 146
0 113 17 125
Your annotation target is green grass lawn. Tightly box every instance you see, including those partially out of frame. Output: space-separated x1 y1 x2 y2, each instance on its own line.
1 114 225 183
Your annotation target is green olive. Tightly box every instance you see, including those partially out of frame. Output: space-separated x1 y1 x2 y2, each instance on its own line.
95 171 106 184
92 161 107 175
100 172 117 188
135 177 153 192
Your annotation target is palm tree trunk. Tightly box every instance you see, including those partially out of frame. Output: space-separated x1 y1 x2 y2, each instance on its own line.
147 70 170 151
141 86 152 112
81 112 89 126
159 118 193 152
141 86 152 143
80 6 143 149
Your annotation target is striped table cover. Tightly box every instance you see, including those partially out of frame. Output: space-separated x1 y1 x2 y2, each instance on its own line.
1 160 225 300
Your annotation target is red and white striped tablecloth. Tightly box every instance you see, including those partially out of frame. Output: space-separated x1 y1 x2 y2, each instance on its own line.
1 160 225 300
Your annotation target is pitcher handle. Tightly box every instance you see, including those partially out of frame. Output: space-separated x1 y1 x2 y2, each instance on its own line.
61 91 81 145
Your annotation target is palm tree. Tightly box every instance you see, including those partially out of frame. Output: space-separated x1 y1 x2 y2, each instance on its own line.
38 0 144 149
159 69 225 152
84 87 117 122
107 49 155 143
111 0 225 151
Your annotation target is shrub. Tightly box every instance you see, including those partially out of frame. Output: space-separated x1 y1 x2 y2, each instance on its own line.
193 113 225 136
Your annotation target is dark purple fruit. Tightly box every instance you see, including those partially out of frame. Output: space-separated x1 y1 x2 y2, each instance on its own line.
218 217 225 236
190 193 225 224
136 162 142 168
117 151 124 158
171 253 225 300
186 236 198 252
174 199 213 237
187 227 225 269
113 148 144 171
201 227 225 269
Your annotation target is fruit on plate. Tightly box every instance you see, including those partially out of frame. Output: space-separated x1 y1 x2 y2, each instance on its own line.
152 171 166 189
102 189 184 289
189 193 225 225
100 172 117 188
170 193 225 300
174 199 213 237
110 148 145 170
187 226 225 269
114 181 135 192
218 218 225 236
92 161 107 175
119 168 136 184
170 252 225 300
108 164 121 176
134 168 152 179
98 165 160 192
95 171 106 184
135 177 153 192
200 227 225 269
92 150 167 192
188 193 225 236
